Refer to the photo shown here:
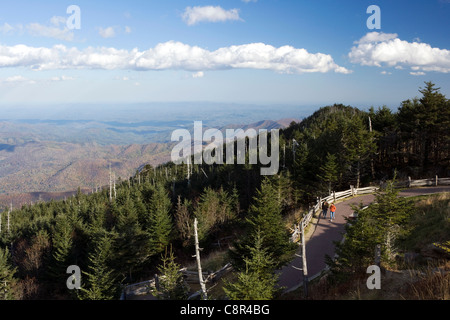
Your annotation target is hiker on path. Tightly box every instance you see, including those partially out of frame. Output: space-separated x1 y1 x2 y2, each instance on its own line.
322 201 329 218
329 203 336 221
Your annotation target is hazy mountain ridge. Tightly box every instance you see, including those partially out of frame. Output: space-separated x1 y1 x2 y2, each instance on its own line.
0 118 300 207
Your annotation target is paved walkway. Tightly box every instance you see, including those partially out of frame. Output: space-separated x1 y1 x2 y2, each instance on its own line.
277 186 450 292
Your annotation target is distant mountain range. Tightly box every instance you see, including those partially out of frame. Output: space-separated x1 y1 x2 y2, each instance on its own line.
0 118 300 208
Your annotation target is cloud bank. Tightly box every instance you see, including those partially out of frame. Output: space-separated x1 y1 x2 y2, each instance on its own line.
0 41 351 74
349 32 450 73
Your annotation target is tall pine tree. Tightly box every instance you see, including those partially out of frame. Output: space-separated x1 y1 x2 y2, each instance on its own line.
79 231 119 300
230 178 296 271
224 229 279 300
0 247 17 300
148 182 173 255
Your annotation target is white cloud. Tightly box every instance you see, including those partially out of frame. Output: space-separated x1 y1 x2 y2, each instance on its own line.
354 32 398 44
192 71 204 78
242 0 258 3
0 41 351 74
0 22 14 34
1 74 75 86
1 75 36 85
26 22 74 41
0 17 74 40
50 75 75 81
49 16 67 27
182 6 242 26
410 71 426 76
5 75 31 82
98 26 116 38
349 32 450 73
125 26 132 34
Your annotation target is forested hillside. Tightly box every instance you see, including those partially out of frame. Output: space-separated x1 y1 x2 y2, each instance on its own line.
0 82 448 300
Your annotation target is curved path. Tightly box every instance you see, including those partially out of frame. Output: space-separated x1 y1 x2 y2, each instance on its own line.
277 186 450 292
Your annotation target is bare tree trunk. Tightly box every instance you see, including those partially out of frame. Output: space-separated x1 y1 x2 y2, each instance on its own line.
109 163 112 202
113 173 117 200
7 203 11 234
356 160 361 189
193 218 207 300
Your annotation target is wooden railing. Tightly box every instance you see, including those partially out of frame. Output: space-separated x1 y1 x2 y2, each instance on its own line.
120 263 233 300
394 176 450 188
290 186 379 243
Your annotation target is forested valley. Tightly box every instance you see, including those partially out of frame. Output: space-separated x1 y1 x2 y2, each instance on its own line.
0 82 448 300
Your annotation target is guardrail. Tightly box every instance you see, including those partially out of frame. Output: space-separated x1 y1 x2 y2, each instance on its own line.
394 176 450 188
290 186 379 243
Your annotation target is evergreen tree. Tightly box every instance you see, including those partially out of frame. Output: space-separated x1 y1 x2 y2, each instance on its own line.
326 178 414 283
174 196 192 246
0 247 17 300
79 231 119 300
148 182 173 255
113 195 152 281
397 81 450 174
317 152 339 195
194 187 234 243
152 246 189 300
224 230 279 300
342 114 376 188
50 214 74 292
230 178 296 271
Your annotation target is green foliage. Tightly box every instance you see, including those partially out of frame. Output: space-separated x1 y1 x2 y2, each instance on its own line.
148 182 173 255
79 231 119 300
397 81 449 174
194 187 235 243
327 179 415 282
317 152 339 194
229 178 296 271
50 214 74 290
0 247 18 300
152 246 189 300
224 230 279 300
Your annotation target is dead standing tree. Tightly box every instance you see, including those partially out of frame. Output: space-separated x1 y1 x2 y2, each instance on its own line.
193 218 207 300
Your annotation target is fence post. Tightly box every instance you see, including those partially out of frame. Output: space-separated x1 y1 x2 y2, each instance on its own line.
436 175 438 186
318 197 322 216
333 191 336 203
350 185 354 197
408 176 411 188
155 274 160 291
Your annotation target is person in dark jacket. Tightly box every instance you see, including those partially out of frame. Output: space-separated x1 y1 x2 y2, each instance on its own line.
322 201 329 218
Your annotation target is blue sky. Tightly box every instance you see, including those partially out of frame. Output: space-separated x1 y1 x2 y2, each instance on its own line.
0 0 449 112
